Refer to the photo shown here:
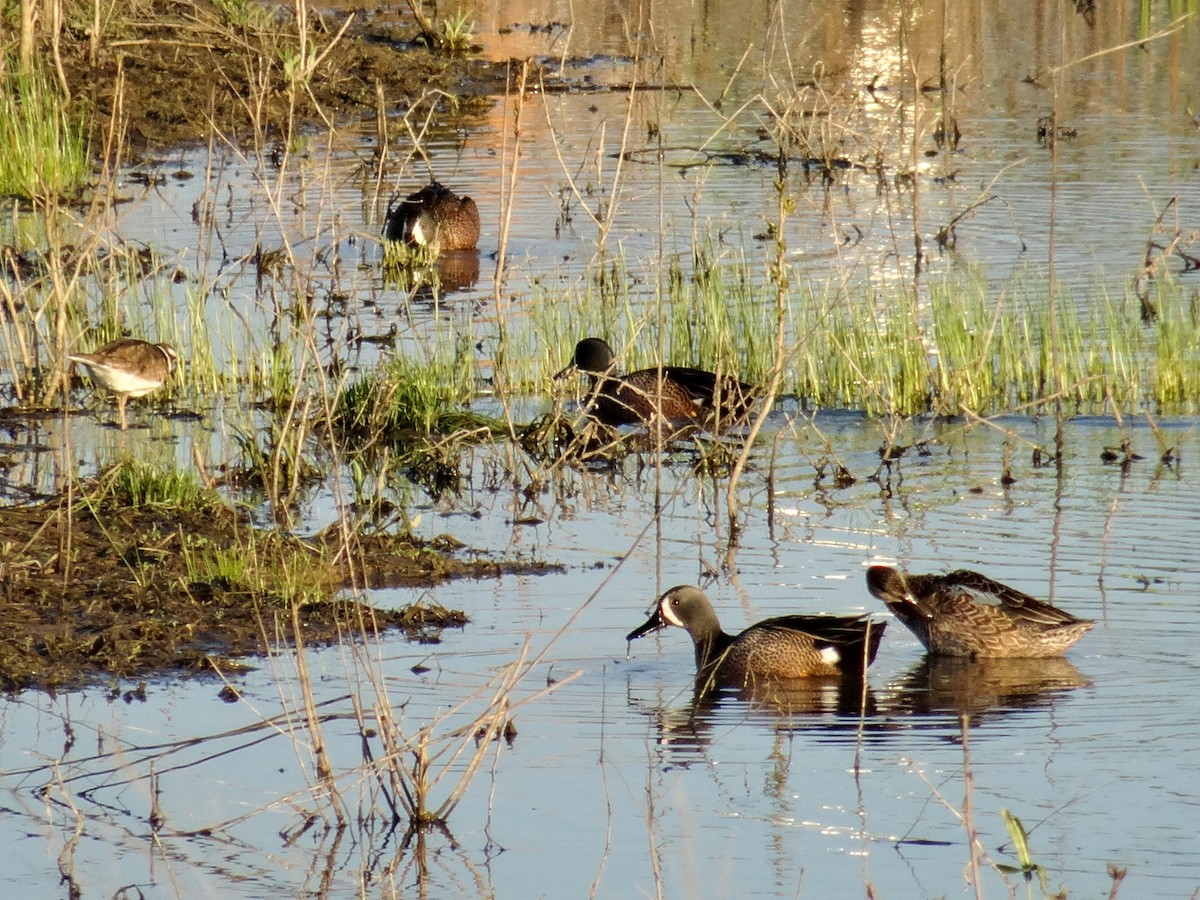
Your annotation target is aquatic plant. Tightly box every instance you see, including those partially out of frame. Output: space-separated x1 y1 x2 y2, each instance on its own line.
99 456 213 510
0 64 89 200
181 525 332 608
402 0 476 54
437 10 476 54
333 336 484 438
212 0 278 32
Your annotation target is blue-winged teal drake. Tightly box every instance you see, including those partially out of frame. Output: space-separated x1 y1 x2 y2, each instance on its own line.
555 337 757 429
383 182 480 252
626 585 886 688
866 566 1094 658
68 339 177 430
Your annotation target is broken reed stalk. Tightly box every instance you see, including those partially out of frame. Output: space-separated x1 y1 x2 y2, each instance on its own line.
363 644 581 833
490 57 529 454
290 601 348 826
493 58 527 309
724 134 790 563
1047 58 1065 468
904 14 924 276
960 713 985 900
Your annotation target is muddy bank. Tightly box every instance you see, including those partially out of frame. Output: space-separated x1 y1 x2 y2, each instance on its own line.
0 483 559 692
53 0 501 149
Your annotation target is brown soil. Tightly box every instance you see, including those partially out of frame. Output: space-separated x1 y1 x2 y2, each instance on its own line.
0 4 553 692
0 486 559 692
52 0 503 150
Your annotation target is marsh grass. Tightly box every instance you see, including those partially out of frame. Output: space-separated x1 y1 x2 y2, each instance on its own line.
513 250 778 394
81 457 296 596
437 11 476 53
333 335 493 438
100 456 213 510
213 0 279 31
226 416 328 524
506 253 1200 418
381 239 440 273
182 526 331 607
0 64 89 200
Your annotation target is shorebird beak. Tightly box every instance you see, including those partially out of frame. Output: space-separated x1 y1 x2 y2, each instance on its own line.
626 606 666 642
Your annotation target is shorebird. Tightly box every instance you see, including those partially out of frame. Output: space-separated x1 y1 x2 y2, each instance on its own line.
68 338 177 430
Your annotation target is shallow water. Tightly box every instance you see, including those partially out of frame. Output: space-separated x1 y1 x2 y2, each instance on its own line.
4 0 1200 896
6 417 1200 897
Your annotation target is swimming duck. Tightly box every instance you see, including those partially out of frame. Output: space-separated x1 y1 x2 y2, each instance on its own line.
627 585 886 688
383 182 480 252
555 337 756 429
865 566 1094 658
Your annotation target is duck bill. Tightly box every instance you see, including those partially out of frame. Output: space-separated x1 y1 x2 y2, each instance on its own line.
553 362 578 381
626 608 666 641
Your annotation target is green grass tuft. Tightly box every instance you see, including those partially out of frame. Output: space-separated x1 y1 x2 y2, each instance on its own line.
100 457 213 510
333 337 494 438
0 64 89 200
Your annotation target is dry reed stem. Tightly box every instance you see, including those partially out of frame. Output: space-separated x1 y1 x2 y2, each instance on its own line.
960 714 985 900
493 59 528 308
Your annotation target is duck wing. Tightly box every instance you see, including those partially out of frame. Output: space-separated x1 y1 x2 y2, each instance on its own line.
941 570 1088 627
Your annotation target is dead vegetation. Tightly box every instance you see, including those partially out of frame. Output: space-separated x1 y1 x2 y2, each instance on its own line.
0 477 557 691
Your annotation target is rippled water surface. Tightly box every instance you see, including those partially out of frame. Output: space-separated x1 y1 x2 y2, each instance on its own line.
6 417 1200 897
4 0 1200 896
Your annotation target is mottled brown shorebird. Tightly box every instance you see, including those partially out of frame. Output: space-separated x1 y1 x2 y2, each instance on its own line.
626 585 886 689
555 337 757 430
383 182 480 252
866 566 1094 659
68 338 177 430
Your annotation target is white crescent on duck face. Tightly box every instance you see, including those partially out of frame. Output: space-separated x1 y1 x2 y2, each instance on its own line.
660 592 687 628
626 585 886 688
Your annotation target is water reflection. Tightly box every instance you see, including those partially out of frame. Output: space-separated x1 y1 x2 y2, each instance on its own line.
380 250 483 302
884 655 1091 722
631 675 882 763
629 652 1091 761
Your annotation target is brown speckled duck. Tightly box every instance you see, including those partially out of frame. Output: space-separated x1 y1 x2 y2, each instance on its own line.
555 337 757 430
626 585 886 689
866 566 1094 659
383 182 480 252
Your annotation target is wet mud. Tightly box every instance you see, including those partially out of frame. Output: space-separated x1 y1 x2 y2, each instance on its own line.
58 0 500 149
0 484 558 692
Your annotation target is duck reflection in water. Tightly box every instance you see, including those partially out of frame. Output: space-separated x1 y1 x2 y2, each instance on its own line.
627 675 883 763
884 654 1091 726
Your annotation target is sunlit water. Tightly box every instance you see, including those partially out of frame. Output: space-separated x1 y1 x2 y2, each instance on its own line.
6 416 1200 897
3 0 1200 896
